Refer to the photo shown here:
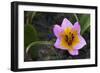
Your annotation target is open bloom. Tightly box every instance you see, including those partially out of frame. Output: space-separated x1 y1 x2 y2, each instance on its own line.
53 18 86 55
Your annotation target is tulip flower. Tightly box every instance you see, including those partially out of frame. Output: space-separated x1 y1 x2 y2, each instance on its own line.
53 18 86 55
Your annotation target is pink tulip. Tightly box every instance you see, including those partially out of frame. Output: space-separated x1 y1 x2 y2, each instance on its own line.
53 18 86 56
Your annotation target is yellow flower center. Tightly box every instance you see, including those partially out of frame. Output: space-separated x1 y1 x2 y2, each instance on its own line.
65 32 74 46
60 27 80 50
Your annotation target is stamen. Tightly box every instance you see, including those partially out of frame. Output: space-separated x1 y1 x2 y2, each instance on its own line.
65 32 74 46
65 35 68 41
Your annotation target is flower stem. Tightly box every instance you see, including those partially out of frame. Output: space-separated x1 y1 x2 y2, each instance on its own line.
26 41 53 53
74 13 79 22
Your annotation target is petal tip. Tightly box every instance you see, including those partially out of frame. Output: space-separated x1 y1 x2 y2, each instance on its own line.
61 18 73 29
68 50 79 56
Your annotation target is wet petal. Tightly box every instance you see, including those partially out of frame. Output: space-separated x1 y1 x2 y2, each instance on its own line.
73 22 80 33
74 35 86 49
54 38 66 50
68 49 79 55
53 25 63 38
61 18 73 29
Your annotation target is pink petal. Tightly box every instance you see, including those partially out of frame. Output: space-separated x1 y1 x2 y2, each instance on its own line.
68 49 79 55
53 25 63 38
73 22 80 33
61 18 73 29
74 35 86 50
54 38 66 50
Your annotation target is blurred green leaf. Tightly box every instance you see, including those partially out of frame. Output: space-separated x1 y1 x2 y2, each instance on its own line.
26 41 53 53
24 24 38 49
26 41 53 60
25 12 36 24
78 14 90 35
28 45 39 60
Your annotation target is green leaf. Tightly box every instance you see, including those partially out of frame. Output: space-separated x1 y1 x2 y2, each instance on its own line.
25 12 36 24
78 14 90 35
24 24 38 49
26 41 53 53
26 41 53 60
28 45 39 60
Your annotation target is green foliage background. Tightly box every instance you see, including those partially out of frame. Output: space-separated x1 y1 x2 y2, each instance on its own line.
24 11 90 61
